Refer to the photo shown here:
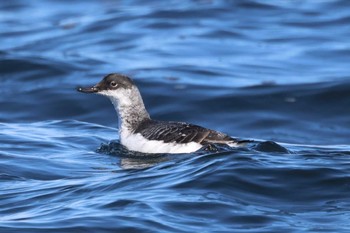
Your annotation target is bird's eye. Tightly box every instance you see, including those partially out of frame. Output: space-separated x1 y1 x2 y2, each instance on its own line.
110 81 117 87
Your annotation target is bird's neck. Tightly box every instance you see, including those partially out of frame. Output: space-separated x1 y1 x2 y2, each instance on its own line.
107 87 150 134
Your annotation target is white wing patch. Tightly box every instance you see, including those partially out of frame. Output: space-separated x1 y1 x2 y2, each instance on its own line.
120 131 202 154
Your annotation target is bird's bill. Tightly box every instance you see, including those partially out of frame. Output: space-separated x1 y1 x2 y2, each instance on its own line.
76 86 99 93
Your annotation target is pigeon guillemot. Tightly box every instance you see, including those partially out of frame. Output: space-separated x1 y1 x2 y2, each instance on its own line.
77 73 248 154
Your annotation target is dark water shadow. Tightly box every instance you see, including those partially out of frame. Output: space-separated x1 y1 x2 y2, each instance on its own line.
96 139 290 169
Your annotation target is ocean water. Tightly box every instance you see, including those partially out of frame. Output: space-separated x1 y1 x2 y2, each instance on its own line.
1 0 350 232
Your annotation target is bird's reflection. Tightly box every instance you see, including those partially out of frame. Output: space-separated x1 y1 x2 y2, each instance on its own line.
119 156 169 169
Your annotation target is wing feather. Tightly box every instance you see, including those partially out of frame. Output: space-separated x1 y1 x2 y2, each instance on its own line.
135 120 236 145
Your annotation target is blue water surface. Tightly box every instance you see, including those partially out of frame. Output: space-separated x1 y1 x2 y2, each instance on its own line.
1 0 350 232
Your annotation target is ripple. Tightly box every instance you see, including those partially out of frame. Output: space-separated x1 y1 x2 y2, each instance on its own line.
1 0 350 232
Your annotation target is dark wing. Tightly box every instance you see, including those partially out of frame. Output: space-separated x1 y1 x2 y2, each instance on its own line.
134 120 237 145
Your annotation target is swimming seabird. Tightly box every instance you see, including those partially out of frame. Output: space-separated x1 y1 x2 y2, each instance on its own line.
77 73 248 154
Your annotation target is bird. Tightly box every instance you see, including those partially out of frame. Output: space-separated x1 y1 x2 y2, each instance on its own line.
77 73 249 154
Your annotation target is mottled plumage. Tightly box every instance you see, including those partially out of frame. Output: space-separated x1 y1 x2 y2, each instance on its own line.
135 120 237 145
78 73 247 154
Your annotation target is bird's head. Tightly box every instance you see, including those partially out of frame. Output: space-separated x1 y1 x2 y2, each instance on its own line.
77 73 135 96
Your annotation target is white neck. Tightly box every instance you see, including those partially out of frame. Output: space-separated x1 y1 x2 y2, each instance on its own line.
99 86 150 134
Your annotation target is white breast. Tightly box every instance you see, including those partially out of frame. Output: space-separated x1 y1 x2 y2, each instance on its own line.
120 129 203 154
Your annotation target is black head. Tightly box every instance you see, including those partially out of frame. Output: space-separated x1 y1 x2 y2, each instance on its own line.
77 73 135 93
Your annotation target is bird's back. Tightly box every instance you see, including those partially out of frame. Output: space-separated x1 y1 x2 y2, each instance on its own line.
134 120 237 145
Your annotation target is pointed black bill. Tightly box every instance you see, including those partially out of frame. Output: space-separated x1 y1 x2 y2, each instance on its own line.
76 86 99 93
